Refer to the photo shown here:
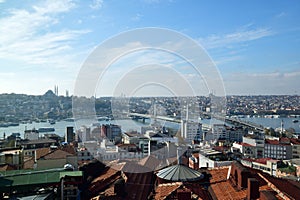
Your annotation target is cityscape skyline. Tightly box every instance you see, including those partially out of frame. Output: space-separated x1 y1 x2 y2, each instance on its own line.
0 0 299 96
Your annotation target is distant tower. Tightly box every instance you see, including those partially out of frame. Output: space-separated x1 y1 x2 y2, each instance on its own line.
66 90 69 97
280 120 284 133
181 104 202 144
54 85 58 96
65 126 74 143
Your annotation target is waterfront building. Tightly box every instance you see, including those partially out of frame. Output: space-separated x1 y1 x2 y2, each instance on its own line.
65 126 74 143
181 120 202 144
76 126 91 142
24 128 39 140
100 124 122 143
264 138 293 160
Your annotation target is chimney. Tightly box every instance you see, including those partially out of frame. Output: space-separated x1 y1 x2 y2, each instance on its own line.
114 178 126 197
247 178 259 200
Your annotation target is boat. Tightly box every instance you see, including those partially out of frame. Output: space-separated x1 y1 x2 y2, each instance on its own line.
8 122 19 126
0 123 8 127
38 127 55 133
64 118 75 122
49 119 56 125
293 119 299 123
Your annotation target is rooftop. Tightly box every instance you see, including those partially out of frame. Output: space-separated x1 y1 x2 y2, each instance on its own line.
156 164 204 182
21 139 56 145
0 168 82 192
39 149 74 160
154 182 182 200
209 167 248 200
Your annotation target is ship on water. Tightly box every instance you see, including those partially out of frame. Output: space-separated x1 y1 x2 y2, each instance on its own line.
38 127 55 133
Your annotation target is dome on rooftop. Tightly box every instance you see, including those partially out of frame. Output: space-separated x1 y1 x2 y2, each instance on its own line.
156 164 204 182
43 90 56 98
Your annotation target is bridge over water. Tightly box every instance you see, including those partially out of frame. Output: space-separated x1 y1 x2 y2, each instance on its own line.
128 112 265 131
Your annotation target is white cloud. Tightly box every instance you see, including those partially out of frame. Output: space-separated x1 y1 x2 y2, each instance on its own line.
0 0 5 3
275 12 287 18
0 0 90 68
90 0 103 10
224 70 300 95
32 0 75 14
199 27 273 49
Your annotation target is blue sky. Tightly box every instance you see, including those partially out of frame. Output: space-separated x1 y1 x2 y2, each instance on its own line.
0 0 299 96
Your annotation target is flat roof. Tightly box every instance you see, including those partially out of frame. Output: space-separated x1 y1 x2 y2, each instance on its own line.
0 168 82 191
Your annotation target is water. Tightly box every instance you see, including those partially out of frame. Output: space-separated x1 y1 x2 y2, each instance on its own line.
239 116 300 133
0 119 169 139
1 117 299 139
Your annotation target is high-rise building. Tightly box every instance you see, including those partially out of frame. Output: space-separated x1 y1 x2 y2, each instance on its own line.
101 124 122 142
180 105 202 144
65 126 74 143
181 120 202 144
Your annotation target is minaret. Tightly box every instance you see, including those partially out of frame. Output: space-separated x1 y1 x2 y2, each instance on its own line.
280 120 284 134
54 85 58 96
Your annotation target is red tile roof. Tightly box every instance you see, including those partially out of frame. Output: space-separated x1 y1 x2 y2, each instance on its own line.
237 142 254 147
209 167 248 200
208 163 300 200
154 182 182 200
40 149 74 160
265 139 280 145
279 137 290 144
89 167 121 197
59 146 76 155
35 147 51 159
124 171 154 200
254 158 276 165
257 171 300 199
290 138 300 145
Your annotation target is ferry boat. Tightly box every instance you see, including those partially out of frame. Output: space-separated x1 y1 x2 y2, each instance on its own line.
38 127 55 133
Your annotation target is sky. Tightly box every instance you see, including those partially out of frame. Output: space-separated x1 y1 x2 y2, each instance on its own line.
0 0 299 96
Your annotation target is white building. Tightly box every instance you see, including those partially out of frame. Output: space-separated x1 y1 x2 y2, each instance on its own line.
24 129 39 140
203 124 245 143
241 158 279 177
181 120 202 144
231 135 265 158
82 139 144 162
197 148 232 168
